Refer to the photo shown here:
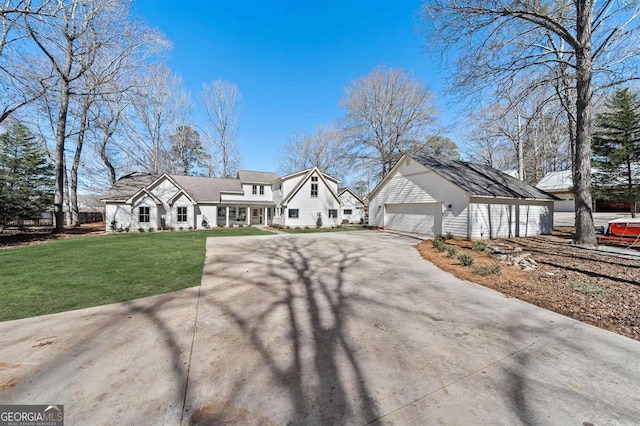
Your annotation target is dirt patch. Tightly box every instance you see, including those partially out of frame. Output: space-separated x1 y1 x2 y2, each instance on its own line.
416 230 640 341
0 224 105 249
188 401 277 426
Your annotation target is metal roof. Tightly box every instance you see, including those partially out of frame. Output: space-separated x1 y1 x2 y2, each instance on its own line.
414 156 558 201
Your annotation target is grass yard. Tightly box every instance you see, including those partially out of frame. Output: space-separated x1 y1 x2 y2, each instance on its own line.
281 225 366 234
0 227 271 322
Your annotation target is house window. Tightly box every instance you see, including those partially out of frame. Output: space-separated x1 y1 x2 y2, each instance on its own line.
252 185 257 195
311 177 318 197
259 185 264 195
139 206 150 223
328 209 338 218
288 209 299 218
343 209 352 215
177 207 187 222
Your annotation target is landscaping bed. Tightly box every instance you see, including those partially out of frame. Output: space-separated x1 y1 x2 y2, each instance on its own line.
416 229 640 341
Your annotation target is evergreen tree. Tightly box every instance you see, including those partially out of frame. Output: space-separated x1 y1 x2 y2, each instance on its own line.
0 123 55 229
593 88 640 217
168 125 210 175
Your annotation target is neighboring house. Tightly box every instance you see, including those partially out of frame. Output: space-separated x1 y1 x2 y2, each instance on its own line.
101 167 342 231
338 188 365 224
537 168 640 213
535 170 575 212
368 154 558 239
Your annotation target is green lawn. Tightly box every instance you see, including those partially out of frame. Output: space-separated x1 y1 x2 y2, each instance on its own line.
0 227 271 321
282 225 367 234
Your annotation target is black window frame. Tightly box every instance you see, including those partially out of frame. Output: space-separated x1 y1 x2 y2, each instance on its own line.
252 185 257 195
343 209 352 215
288 209 299 219
311 183 318 197
259 185 264 195
139 206 150 223
177 206 187 223
328 209 338 218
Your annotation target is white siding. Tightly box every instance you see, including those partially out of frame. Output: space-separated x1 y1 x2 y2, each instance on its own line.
283 171 341 227
469 199 553 239
105 203 132 231
369 158 468 237
171 193 195 229
339 191 365 223
197 205 217 228
131 195 158 230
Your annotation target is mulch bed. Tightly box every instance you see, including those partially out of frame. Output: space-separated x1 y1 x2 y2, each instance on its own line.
416 229 640 341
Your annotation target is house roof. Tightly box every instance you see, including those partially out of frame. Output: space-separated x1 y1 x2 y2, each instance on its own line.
536 170 573 192
282 166 341 205
338 188 365 205
413 156 558 200
169 175 241 202
237 170 280 183
101 172 159 201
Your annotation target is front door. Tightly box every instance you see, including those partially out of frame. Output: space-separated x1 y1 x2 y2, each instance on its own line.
252 208 263 225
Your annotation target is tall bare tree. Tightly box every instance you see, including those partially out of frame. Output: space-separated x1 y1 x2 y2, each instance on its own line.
123 64 191 174
280 123 349 178
424 1 640 245
341 65 436 180
0 0 59 123
200 80 241 178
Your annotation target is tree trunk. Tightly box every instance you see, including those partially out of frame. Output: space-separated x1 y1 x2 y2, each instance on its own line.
99 130 117 185
53 80 69 233
573 1 597 246
70 98 91 227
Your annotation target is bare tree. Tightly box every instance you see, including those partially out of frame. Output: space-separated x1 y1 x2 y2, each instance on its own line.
122 64 191 174
280 123 349 178
0 0 59 123
424 1 640 245
341 65 436 180
200 80 241 178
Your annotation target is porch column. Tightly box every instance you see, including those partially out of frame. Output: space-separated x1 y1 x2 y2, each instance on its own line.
246 207 250 225
225 206 229 227
263 207 268 225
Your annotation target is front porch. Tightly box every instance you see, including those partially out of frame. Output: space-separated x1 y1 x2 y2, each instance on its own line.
216 205 275 227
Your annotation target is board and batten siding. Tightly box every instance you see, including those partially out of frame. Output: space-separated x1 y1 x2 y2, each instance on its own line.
284 172 341 227
197 205 217 228
339 191 365 223
369 158 469 236
469 198 553 239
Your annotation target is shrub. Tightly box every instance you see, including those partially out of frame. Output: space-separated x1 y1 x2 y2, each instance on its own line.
188 226 193 230
472 241 487 252
446 245 457 258
109 220 118 231
178 227 184 231
458 253 474 266
295 226 301 229
566 281 606 295
147 228 155 232
316 212 322 228
304 226 310 229
138 228 144 233
472 263 501 276
444 231 454 240
432 238 447 252
124 226 130 233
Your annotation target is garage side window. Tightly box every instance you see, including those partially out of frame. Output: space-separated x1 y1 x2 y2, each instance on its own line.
328 209 338 218
177 207 187 222
139 207 150 223
343 209 352 215
288 209 299 218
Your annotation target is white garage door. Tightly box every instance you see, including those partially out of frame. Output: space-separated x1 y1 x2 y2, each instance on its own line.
385 203 442 235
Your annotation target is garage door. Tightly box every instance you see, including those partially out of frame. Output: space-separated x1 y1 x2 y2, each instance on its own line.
385 203 442 235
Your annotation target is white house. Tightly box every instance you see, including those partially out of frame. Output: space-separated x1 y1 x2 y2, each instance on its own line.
368 154 558 239
101 167 342 230
536 170 575 212
338 188 365 224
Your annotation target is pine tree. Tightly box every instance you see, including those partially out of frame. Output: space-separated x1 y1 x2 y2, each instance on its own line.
593 89 640 217
168 125 210 175
0 123 55 229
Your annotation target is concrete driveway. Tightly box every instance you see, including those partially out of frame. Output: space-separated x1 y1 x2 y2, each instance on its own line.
1 231 639 425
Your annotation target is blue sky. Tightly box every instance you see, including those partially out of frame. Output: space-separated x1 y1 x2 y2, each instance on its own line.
132 0 460 175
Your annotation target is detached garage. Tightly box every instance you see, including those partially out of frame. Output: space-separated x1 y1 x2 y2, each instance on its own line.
369 154 559 239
